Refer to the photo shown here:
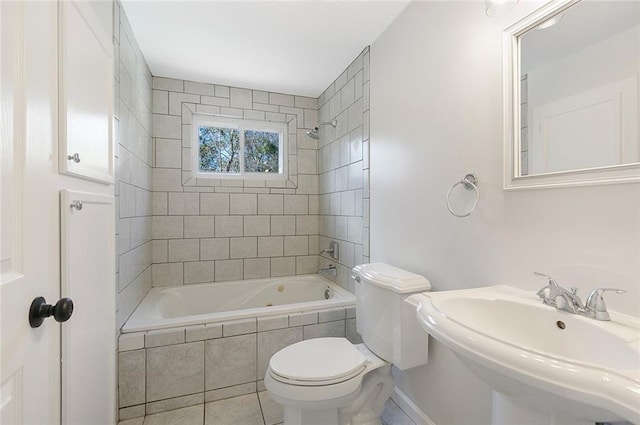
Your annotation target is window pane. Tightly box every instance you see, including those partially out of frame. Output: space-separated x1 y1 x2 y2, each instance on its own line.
244 130 280 173
199 126 240 173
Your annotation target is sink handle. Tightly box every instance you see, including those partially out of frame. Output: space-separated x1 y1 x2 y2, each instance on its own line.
584 288 626 321
533 272 559 286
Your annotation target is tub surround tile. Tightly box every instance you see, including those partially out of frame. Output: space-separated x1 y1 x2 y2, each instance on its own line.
152 263 183 286
119 350 146 407
119 405 145 421
258 237 284 258
168 239 199 262
257 194 283 215
184 216 215 238
295 256 318 275
118 418 143 425
145 393 204 416
270 257 295 277
204 393 263 425
143 404 203 425
145 328 185 348
303 320 345 340
222 318 257 337
257 315 289 332
214 259 243 282
230 237 257 259
289 311 318 327
244 258 270 280
346 306 356 319
119 332 145 351
319 307 346 323
185 323 222 342
215 216 243 238
146 342 204 402
200 238 229 261
257 327 303 378
205 382 256 403
200 193 230 215
230 193 258 215
184 261 215 285
346 318 363 344
205 334 257 390
258 390 284 425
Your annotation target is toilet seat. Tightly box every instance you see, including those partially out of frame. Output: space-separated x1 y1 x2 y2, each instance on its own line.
269 338 367 386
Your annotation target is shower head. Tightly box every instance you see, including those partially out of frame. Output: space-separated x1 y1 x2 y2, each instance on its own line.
305 119 337 140
306 129 320 139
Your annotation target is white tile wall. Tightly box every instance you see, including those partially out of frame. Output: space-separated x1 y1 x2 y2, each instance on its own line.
151 77 324 285
317 48 370 290
115 1 153 330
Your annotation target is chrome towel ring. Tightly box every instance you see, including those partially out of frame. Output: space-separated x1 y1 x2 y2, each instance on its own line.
446 174 479 218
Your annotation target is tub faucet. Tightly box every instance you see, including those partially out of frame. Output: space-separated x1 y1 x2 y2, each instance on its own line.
534 272 626 321
318 264 337 278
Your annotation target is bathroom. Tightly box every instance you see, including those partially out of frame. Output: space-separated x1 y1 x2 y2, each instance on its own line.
1 0 638 424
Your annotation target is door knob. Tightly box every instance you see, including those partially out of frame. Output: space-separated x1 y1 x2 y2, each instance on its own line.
29 296 74 328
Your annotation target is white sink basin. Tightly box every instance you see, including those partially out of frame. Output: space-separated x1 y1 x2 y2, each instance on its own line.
409 285 640 424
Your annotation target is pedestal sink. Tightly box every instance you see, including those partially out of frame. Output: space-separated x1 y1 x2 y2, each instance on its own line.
407 285 640 425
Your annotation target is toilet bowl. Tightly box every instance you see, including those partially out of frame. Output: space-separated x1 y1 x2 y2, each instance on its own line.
265 263 431 425
265 338 392 425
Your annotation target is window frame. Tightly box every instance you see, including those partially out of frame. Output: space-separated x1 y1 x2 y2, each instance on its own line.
192 114 288 180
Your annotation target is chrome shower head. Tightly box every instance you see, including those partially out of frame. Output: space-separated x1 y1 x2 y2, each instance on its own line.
305 119 337 140
306 129 320 139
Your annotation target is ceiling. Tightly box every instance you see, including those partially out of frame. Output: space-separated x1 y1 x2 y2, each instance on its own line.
120 1 410 98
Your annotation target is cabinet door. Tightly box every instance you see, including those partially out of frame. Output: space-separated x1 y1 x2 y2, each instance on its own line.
60 190 116 424
59 0 114 184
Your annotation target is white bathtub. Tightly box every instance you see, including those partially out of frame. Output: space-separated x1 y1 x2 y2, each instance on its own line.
122 274 355 333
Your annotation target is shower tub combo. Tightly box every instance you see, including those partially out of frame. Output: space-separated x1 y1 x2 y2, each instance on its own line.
117 274 358 420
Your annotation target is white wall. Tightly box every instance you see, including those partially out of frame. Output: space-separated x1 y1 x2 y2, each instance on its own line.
370 1 640 424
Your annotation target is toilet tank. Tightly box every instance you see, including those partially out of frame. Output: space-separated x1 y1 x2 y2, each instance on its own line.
352 263 431 370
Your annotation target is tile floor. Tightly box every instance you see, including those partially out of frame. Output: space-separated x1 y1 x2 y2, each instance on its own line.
118 392 415 425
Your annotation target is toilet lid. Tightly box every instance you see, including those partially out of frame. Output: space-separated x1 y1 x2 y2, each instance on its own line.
269 338 367 383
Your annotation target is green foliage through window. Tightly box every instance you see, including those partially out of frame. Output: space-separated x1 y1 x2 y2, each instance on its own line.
199 126 240 173
244 130 280 173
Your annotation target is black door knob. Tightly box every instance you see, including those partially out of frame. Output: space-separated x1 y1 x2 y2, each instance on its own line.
29 296 74 328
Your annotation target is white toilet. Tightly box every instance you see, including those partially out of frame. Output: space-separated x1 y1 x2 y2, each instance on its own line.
264 263 431 425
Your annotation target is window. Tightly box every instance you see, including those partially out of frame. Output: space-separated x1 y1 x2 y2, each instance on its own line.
192 115 287 179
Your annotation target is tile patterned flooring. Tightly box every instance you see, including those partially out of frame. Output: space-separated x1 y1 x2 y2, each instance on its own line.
118 392 415 425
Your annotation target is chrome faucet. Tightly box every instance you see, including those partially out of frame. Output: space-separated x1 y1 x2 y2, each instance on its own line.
321 241 339 261
583 288 627 321
318 264 337 278
534 272 626 321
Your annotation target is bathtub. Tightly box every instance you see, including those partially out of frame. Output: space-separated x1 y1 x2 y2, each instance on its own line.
122 274 355 333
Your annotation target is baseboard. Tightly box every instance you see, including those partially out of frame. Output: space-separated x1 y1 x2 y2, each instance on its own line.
391 386 437 425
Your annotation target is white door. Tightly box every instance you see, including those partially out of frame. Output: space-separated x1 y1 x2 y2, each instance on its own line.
1 2 61 423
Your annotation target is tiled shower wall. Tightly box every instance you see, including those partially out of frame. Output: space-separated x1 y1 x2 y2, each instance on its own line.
114 1 153 329
317 48 370 292
150 78 322 285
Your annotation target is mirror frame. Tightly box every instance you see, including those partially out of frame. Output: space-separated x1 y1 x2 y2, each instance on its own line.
503 0 640 190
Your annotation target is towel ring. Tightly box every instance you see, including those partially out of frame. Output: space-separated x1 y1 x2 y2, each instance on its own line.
446 174 479 218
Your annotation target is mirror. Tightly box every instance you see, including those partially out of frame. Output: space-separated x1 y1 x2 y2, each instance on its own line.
503 0 640 189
